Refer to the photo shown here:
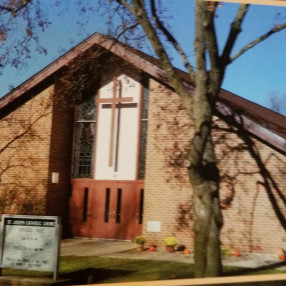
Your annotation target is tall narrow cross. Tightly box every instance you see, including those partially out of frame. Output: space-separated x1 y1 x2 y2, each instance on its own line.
97 77 135 170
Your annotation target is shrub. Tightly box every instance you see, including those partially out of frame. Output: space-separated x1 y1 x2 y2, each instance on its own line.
134 235 147 245
164 237 178 247
221 245 232 258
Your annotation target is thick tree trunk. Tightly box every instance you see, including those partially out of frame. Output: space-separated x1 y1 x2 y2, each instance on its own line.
188 134 223 277
187 71 223 278
187 84 223 277
186 1 224 277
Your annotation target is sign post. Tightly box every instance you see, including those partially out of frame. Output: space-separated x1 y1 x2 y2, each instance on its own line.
0 214 61 281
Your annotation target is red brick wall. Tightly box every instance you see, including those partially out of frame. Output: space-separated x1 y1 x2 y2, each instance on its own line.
0 85 54 215
143 78 286 254
46 78 74 236
216 127 286 254
0 79 74 236
143 80 194 249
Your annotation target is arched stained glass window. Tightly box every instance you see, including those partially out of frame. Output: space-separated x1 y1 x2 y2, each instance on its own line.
74 96 96 178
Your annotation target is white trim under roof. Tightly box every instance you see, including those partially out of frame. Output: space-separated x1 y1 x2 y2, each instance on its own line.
216 101 286 153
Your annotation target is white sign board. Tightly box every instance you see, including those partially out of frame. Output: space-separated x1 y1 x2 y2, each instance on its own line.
0 215 61 280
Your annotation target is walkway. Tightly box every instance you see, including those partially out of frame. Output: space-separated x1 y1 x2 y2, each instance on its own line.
60 238 286 270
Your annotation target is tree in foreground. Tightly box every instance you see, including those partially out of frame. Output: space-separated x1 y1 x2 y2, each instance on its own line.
108 0 286 277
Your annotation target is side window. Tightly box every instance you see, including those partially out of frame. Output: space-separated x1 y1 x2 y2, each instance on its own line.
138 75 149 179
74 96 96 178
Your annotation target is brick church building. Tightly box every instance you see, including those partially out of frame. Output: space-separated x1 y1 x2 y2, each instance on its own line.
0 33 285 254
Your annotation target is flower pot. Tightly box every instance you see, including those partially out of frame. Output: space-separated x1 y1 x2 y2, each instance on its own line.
149 245 156 252
279 254 285 261
136 244 144 252
233 250 241 257
183 248 191 255
165 246 175 253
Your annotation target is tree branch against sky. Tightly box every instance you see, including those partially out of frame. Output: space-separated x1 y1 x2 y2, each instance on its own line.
221 3 250 64
0 0 32 15
0 0 49 72
149 0 196 80
229 21 286 63
115 0 195 116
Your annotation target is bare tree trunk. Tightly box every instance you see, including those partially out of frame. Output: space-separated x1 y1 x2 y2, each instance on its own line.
188 3 223 275
188 133 223 277
188 84 223 277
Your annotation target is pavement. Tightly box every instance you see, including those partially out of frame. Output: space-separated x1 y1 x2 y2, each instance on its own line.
61 238 136 257
60 238 286 270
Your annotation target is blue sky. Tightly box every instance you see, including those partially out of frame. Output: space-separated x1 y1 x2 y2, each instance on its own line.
0 1 286 113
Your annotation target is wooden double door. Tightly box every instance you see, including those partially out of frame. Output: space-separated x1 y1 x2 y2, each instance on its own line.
70 180 144 240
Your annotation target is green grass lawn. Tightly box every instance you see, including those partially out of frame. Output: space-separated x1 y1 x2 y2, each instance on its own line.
3 256 286 285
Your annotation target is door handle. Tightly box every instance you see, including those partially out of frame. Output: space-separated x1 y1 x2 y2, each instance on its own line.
110 210 116 218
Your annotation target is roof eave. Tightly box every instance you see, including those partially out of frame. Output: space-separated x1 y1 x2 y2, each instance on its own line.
216 101 286 154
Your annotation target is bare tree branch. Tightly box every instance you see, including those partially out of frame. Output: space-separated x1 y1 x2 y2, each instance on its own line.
230 21 286 64
0 0 49 71
221 4 249 65
202 6 220 73
111 2 139 41
116 0 193 113
199 3 222 98
150 0 196 81
0 0 32 16
115 21 139 40
116 0 135 15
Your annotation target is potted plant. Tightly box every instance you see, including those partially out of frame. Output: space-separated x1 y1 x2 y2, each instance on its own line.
134 235 147 251
148 244 157 252
279 248 286 261
279 254 286 261
164 237 178 253
221 245 232 258
233 249 241 257
183 248 191 255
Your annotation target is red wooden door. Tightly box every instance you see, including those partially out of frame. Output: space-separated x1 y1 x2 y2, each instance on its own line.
69 179 94 237
88 181 144 240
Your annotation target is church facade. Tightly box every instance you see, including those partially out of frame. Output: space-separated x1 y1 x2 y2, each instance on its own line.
0 33 286 254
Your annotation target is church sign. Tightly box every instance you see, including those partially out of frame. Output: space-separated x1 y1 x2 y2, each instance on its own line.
0 215 61 280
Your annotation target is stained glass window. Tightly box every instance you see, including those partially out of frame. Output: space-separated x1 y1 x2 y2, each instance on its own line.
138 75 149 179
74 97 96 178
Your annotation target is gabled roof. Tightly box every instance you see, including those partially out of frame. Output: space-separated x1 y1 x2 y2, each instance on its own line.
1 32 286 153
